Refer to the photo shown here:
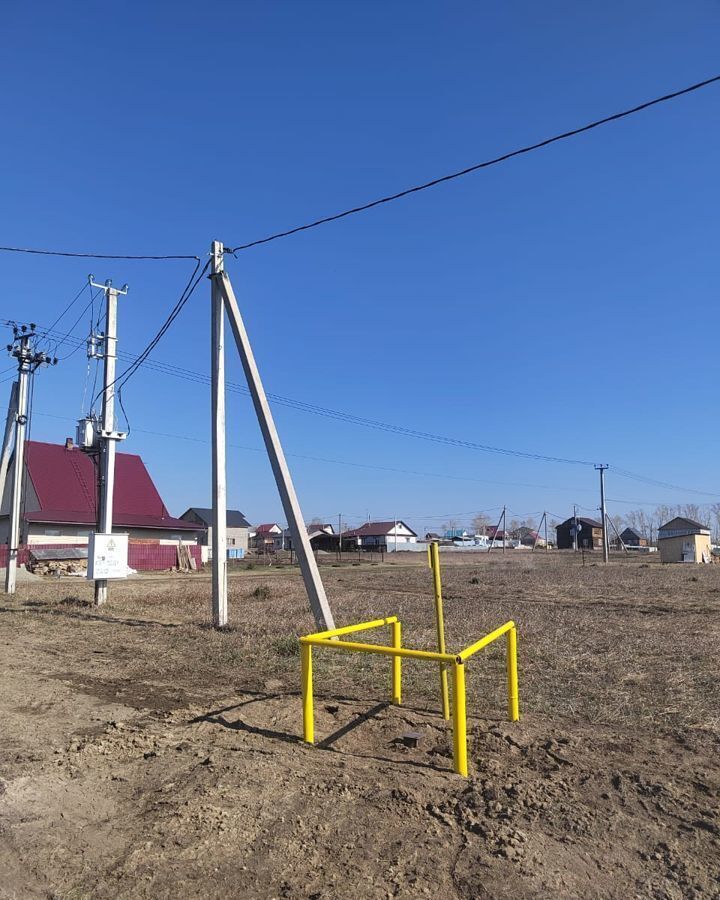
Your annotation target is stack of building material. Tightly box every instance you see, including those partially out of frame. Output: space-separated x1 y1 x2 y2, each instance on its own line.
28 547 88 576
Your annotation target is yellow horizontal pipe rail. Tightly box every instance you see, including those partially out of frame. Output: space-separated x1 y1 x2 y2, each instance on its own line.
302 636 455 663
307 616 398 641
457 620 516 662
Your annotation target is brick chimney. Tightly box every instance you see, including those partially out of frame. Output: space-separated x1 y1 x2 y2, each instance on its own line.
65 437 74 450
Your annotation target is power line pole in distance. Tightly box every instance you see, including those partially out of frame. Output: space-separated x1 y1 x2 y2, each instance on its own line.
89 277 128 606
595 464 609 564
4 325 57 594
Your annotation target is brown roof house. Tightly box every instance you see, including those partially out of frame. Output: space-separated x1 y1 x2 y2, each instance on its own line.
555 517 603 550
657 517 711 564
343 521 417 551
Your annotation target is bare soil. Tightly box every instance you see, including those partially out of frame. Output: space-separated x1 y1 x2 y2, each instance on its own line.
0 552 718 899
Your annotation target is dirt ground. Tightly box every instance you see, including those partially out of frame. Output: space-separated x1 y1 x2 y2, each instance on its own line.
0 552 718 899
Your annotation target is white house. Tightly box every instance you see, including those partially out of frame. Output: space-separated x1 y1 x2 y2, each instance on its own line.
343 520 418 550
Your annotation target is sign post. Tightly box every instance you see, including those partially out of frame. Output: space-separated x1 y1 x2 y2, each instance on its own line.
87 533 129 581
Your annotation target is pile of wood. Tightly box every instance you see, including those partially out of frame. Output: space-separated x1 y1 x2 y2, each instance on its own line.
176 542 197 572
31 559 87 577
28 548 88 577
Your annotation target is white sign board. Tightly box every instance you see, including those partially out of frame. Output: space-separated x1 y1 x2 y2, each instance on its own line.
87 532 129 580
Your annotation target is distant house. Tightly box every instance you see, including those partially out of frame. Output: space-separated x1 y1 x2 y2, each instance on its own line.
180 508 252 557
555 517 603 550
343 521 418 551
619 527 647 548
285 523 339 553
513 526 542 547
486 525 508 542
251 523 284 552
657 517 711 564
425 532 442 541
0 439 200 546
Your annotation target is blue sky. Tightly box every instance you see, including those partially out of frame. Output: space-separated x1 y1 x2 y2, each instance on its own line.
1 2 718 534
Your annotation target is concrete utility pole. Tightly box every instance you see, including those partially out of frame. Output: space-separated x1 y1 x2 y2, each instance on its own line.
90 277 128 606
596 464 609 563
573 504 578 552
210 241 228 626
4 326 57 594
0 381 19 509
215 251 336 631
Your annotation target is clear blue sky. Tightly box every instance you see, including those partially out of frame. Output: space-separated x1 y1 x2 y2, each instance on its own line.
1 2 718 534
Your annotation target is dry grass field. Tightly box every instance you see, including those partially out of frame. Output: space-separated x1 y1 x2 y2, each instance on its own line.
0 552 718 899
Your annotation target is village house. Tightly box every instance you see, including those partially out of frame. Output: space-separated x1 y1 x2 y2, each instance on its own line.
0 439 201 547
555 516 604 550
251 523 284 552
512 526 543 547
619 527 648 548
657 517 711 564
343 520 418 551
284 523 340 553
179 508 252 560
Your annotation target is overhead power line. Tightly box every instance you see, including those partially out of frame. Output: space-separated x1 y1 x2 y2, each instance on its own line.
228 74 720 252
0 76 717 262
0 246 199 260
7 317 720 498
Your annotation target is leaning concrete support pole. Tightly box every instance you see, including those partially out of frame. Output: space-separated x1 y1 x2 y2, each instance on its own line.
217 269 335 631
0 381 18 510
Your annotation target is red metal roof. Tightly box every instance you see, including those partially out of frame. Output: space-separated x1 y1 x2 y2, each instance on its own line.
255 523 281 533
22 441 197 531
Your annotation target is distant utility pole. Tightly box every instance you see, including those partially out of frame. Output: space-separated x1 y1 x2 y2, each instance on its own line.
595 464 609 564
4 325 57 594
338 513 342 559
90 277 129 606
573 504 578 552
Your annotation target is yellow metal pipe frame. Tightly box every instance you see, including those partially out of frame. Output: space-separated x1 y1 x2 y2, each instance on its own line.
298 617 520 776
308 615 398 640
457 620 516 661
429 542 451 721
302 636 454 663
453 662 468 777
301 642 314 744
391 620 402 705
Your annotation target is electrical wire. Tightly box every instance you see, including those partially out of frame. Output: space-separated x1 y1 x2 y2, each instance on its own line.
38 281 90 343
15 318 720 495
228 74 720 253
97 257 209 401
0 246 199 260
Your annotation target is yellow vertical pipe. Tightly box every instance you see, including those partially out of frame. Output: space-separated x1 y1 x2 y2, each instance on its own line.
391 620 402 705
506 627 520 722
431 542 451 720
453 661 468 777
301 642 314 743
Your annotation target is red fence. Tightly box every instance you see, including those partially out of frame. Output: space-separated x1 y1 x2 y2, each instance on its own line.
0 543 203 572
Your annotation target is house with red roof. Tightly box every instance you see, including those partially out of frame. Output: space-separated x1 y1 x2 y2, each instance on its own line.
0 439 201 547
250 522 284 551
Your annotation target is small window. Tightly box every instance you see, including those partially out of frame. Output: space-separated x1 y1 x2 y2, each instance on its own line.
228 538 236 546
44 529 61 536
